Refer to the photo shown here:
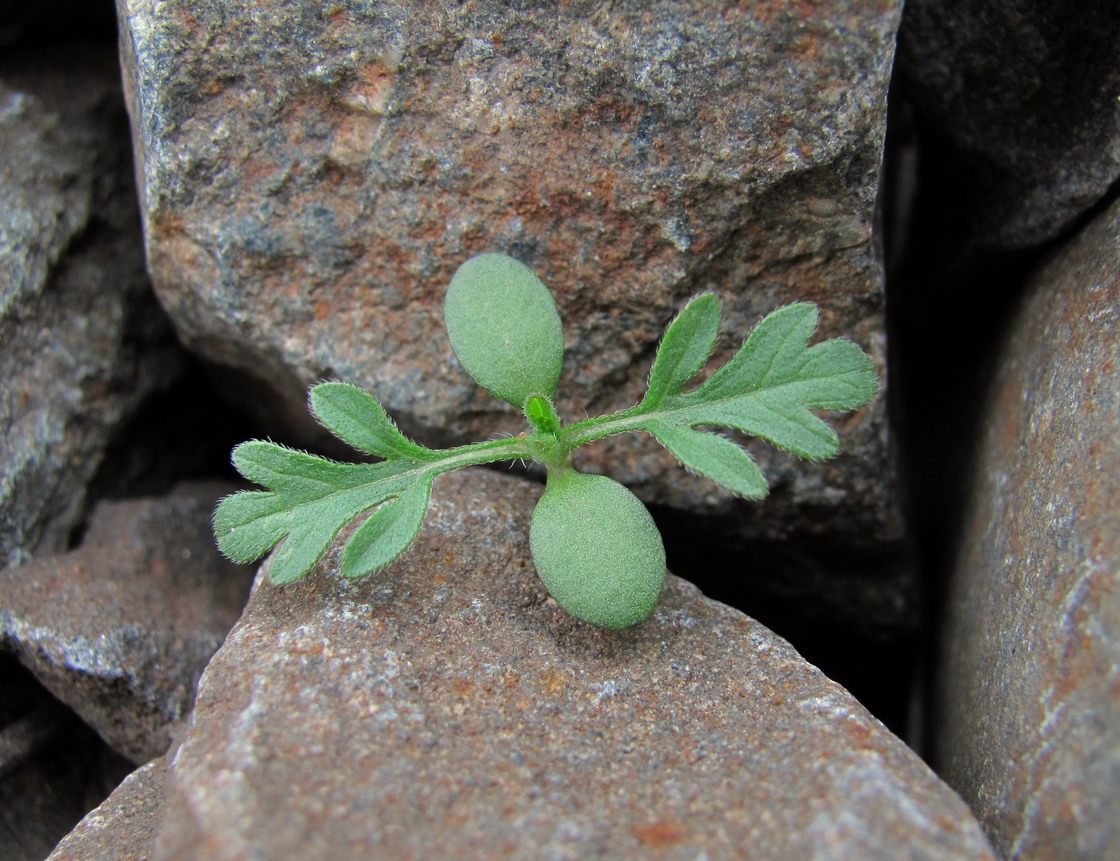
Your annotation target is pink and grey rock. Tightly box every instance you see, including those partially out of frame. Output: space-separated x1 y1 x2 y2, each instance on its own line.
935 196 1120 858
115 1 905 625
144 469 992 860
0 483 253 763
48 757 167 861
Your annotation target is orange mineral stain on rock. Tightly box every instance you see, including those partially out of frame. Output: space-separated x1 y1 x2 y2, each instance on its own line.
343 62 395 116
633 821 686 849
538 668 569 696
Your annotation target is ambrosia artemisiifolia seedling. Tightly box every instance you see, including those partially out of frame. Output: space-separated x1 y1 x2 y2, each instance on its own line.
213 253 877 629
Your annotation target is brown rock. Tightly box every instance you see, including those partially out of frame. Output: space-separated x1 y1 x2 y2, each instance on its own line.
116 1 904 625
0 43 183 566
0 483 253 763
935 196 1120 858
152 469 992 860
48 756 166 861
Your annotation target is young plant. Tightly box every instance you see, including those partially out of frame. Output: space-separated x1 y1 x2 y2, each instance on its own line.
213 253 877 629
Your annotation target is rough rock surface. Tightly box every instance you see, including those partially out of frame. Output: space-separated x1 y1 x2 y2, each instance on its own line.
116 1 903 569
897 0 1120 252
48 756 166 861
0 44 183 567
148 469 993 860
0 657 133 861
935 196 1120 858
0 483 253 763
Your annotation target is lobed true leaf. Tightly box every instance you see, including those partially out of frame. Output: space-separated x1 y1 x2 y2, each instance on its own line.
310 381 435 461
644 420 769 499
341 476 434 580
215 440 423 584
641 293 720 410
565 295 877 497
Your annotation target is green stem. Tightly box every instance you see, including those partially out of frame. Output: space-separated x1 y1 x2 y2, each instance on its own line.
560 405 650 452
424 428 578 477
543 459 577 488
425 435 534 475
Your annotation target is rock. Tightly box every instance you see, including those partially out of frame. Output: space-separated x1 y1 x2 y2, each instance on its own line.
150 469 993 860
0 43 183 567
116 1 904 613
897 0 1120 252
0 694 71 783
935 196 1120 858
47 757 166 861
0 656 133 861
0 482 254 763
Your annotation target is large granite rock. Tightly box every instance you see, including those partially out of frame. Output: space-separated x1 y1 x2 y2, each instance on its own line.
935 196 1120 858
132 469 992 860
0 44 182 567
0 483 253 763
116 2 904 600
897 0 1120 252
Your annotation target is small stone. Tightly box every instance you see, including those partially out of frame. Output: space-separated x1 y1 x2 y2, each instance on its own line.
0 482 253 763
935 195 1120 858
151 469 993 860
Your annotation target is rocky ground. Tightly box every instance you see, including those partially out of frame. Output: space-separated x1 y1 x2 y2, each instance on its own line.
1 1 1117 859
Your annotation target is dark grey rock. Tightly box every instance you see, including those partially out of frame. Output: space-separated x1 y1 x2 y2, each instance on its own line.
0 3 116 49
0 482 253 763
0 657 133 861
0 44 183 567
898 0 1120 251
151 469 993 860
935 196 1120 858
116 0 906 631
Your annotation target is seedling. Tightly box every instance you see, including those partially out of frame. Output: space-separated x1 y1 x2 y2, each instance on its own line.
214 253 877 628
